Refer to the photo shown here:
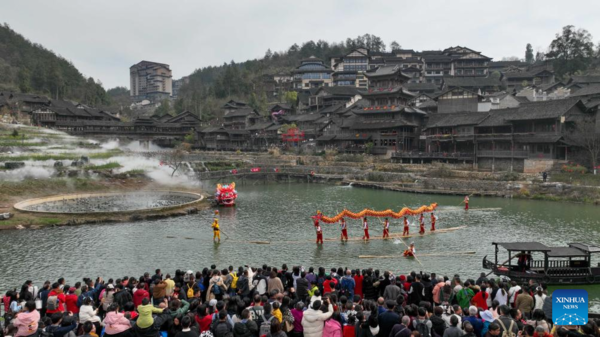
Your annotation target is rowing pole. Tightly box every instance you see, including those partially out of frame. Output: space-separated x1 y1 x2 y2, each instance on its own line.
359 251 476 259
396 235 423 267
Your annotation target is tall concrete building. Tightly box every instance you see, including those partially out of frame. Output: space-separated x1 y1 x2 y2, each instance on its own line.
129 61 173 101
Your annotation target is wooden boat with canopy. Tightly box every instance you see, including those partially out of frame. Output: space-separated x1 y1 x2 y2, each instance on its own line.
482 242 600 285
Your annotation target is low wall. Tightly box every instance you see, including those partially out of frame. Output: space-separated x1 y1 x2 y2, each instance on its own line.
13 191 204 215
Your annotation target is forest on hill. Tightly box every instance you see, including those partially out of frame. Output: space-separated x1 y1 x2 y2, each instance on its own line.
0 23 108 106
171 34 391 120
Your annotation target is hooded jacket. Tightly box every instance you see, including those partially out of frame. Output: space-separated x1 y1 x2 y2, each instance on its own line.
323 319 343 337
233 320 258 337
13 310 40 337
301 304 334 337
103 311 132 335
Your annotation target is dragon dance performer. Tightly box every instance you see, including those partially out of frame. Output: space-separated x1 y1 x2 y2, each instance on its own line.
340 218 348 242
362 217 370 241
419 213 425 235
382 218 390 239
211 218 221 243
403 217 409 236
316 223 324 244
430 212 436 231
403 242 416 257
313 210 322 227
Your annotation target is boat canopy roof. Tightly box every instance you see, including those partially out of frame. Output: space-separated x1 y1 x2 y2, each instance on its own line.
546 247 589 257
493 242 551 252
569 243 600 254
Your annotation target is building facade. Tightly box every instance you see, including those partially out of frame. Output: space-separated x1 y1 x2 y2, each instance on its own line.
130 61 173 102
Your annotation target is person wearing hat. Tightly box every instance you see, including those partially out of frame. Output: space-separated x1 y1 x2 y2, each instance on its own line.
340 218 348 242
419 213 425 235
479 310 494 337
211 218 221 243
362 217 370 241
315 223 324 245
65 287 79 315
402 217 410 236
382 218 390 239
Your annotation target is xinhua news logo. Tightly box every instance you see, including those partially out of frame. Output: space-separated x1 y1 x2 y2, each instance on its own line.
552 289 588 326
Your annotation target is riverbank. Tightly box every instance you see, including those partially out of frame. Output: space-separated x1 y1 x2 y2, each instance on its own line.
0 175 209 230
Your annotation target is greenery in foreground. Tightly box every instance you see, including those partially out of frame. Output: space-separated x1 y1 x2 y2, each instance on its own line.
0 150 122 162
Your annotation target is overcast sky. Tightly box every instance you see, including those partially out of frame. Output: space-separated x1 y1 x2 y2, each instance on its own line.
3 0 599 89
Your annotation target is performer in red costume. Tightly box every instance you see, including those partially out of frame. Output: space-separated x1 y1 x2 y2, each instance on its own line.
340 218 348 242
362 217 370 241
316 224 323 244
382 218 390 239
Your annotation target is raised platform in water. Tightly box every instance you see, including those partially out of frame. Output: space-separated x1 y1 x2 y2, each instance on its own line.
360 251 476 259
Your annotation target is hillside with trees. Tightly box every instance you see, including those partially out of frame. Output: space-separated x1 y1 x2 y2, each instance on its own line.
0 23 108 106
173 34 392 121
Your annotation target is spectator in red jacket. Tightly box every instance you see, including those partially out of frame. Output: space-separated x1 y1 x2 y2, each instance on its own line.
353 270 364 299
133 282 149 308
65 287 79 314
46 283 66 314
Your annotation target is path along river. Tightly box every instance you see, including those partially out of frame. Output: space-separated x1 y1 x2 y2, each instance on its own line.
1 182 599 311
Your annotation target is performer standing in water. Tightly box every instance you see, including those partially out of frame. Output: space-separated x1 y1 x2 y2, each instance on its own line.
316 223 324 245
430 213 436 231
462 195 470 210
419 213 425 235
362 217 370 241
382 218 390 239
340 218 348 242
211 218 221 243
403 217 409 236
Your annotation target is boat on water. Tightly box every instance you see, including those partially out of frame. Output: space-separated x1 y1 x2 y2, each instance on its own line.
482 242 600 285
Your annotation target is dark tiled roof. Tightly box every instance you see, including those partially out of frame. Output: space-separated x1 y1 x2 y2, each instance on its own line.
224 108 258 118
319 103 346 114
513 96 530 103
405 82 440 92
426 112 488 128
489 61 529 68
350 119 417 130
569 76 600 84
443 76 503 88
476 108 519 127
364 65 409 78
246 121 275 131
569 85 600 97
506 98 583 121
539 82 564 92
316 86 360 96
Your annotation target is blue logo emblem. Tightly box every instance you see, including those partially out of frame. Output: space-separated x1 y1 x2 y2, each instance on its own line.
552 289 588 325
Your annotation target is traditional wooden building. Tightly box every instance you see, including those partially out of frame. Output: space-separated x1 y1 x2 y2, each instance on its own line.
308 86 361 112
330 48 370 88
442 76 504 95
435 87 490 113
292 56 333 89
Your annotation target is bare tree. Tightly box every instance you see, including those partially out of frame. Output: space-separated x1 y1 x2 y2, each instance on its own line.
160 143 191 177
565 116 600 174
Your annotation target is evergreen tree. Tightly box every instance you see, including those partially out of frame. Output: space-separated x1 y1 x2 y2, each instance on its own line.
525 43 534 64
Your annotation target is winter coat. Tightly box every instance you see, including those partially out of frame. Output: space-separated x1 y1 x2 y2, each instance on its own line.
13 310 40 337
323 319 343 337
383 284 402 302
103 311 132 335
301 304 334 337
267 277 284 294
79 305 101 323
212 320 233 337
362 276 377 300
233 320 258 337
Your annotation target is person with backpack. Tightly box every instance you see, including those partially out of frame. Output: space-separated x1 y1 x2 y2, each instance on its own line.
414 307 433 337
233 309 258 337
46 283 66 315
301 299 333 337
493 305 519 337
229 267 240 297
256 302 277 337
212 311 233 337
207 271 227 302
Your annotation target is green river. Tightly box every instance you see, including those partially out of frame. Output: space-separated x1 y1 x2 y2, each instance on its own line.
1 182 599 311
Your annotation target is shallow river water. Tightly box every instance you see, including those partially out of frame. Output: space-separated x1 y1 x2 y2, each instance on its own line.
1 182 599 311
